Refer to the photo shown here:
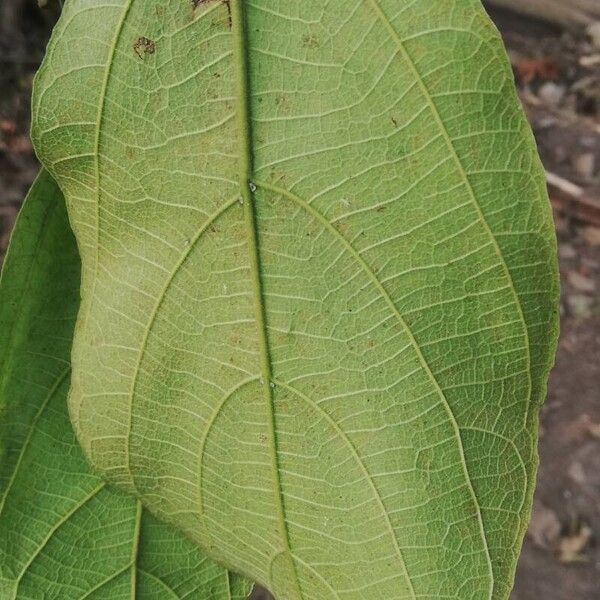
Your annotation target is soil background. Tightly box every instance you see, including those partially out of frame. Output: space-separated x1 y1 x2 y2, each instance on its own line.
1 2 599 599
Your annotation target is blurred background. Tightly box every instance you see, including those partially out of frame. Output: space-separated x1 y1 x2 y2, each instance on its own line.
0 1 598 599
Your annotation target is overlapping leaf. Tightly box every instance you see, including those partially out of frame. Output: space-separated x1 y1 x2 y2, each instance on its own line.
0 171 251 600
32 1 559 598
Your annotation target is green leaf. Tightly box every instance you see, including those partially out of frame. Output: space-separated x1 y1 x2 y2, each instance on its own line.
0 171 252 600
31 1 559 598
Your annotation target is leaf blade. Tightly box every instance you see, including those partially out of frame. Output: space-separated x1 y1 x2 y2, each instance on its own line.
32 1 559 598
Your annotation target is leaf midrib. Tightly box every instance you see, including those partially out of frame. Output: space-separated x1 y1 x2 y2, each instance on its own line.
230 1 303 597
130 501 143 597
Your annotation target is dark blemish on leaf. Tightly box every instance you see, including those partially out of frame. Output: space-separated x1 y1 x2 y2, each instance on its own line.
133 37 155 59
302 34 319 49
222 0 232 29
274 95 290 111
391 116 398 127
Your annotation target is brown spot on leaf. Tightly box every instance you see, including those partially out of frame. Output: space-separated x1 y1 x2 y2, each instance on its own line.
302 34 319 49
223 0 232 29
133 36 155 59
335 221 350 235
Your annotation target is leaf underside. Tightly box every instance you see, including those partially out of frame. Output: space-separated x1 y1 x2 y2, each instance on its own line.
32 1 559 599
0 172 251 600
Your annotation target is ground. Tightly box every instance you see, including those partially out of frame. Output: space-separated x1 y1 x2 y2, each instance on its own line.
0 3 598 599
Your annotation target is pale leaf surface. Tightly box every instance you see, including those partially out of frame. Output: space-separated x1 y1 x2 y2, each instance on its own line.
32 1 559 599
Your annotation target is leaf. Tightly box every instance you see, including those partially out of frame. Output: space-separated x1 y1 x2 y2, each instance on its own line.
0 171 252 600
31 1 560 598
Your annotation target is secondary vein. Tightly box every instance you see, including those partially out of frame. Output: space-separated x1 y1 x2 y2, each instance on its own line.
365 2 523 594
73 0 135 430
